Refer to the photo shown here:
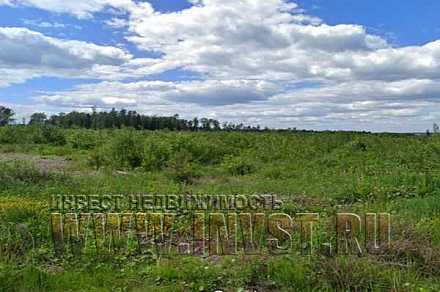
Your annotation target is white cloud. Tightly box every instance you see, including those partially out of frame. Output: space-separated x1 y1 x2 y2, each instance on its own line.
0 27 133 86
38 79 281 107
105 17 128 28
0 0 138 18
124 0 391 81
22 19 82 30
23 19 66 28
3 0 440 131
35 77 440 132
122 0 440 85
272 79 440 104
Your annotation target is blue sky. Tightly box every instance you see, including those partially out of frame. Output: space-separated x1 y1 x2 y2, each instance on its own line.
297 0 440 46
0 0 440 132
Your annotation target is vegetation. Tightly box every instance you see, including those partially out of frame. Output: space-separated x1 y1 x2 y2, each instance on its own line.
0 108 440 290
37 107 265 131
0 106 14 126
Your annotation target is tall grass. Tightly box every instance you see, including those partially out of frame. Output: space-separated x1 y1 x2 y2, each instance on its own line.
0 128 440 290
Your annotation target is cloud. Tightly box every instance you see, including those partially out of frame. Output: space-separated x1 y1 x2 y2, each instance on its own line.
22 19 65 29
0 27 133 86
35 77 440 132
125 0 391 81
22 19 82 30
272 79 440 104
5 0 440 85
32 61 440 132
105 18 128 28
164 80 280 105
3 0 440 131
0 0 138 18
122 0 440 85
38 79 280 107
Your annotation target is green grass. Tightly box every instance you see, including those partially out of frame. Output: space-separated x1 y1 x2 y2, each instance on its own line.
1 127 440 290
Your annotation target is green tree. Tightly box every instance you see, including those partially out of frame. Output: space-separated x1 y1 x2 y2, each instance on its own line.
0 106 14 126
29 112 47 125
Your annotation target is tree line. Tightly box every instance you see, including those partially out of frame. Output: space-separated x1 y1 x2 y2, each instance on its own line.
3 105 436 135
0 105 268 131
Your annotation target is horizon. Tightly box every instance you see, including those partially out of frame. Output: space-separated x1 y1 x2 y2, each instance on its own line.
4 105 437 134
1 0 440 132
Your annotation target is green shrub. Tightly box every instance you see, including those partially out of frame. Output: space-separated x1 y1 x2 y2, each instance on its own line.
173 134 232 164
88 145 110 170
0 161 49 186
68 130 98 150
142 136 171 171
28 125 66 145
110 129 144 169
0 126 28 144
0 125 66 146
0 161 68 193
221 153 255 176
41 126 66 146
267 257 312 290
29 125 45 144
142 133 232 172
166 149 200 183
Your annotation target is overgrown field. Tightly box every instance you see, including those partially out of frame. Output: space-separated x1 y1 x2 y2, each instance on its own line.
1 125 440 291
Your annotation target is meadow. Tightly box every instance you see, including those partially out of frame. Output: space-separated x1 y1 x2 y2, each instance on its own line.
1 125 440 291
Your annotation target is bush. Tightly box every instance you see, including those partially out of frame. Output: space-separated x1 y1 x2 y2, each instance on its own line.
172 134 232 165
88 145 111 170
41 126 66 146
167 161 200 184
0 126 28 144
166 149 201 183
28 125 66 145
0 125 66 146
0 161 50 188
110 129 144 169
142 133 231 172
68 130 98 150
142 136 171 171
221 153 255 176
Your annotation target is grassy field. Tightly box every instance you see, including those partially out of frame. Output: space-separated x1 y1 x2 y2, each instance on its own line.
1 125 440 291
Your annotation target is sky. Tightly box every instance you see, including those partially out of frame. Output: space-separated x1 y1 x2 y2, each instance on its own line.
0 0 440 132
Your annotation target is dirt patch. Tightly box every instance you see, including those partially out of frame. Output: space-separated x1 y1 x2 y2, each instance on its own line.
0 153 72 173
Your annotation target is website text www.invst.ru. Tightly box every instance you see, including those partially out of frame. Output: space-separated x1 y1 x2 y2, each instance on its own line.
49 194 391 256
